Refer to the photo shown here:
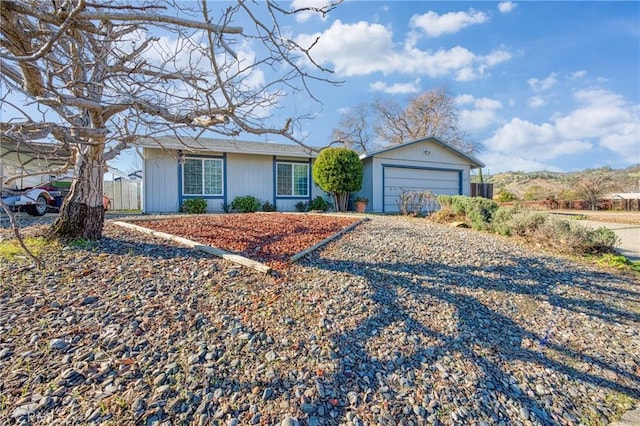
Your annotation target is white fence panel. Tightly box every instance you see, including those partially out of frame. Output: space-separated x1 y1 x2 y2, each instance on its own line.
104 180 141 211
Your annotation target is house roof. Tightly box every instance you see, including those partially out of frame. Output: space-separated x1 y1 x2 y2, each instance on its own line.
1 140 72 169
605 192 640 200
139 136 318 159
359 137 485 168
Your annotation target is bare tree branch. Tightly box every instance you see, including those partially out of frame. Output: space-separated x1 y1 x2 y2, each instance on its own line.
1 0 340 241
0 197 42 268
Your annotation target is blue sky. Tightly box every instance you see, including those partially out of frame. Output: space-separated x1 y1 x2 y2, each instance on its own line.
73 1 637 175
256 0 639 175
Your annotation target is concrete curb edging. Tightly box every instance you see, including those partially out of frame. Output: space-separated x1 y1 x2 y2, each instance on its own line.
113 221 272 274
290 217 369 262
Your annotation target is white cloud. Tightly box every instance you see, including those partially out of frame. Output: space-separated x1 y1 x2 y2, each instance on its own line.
569 70 587 80
410 10 489 38
290 0 334 23
296 20 511 80
497 1 517 14
527 72 559 92
481 152 558 173
485 117 592 161
527 96 546 108
370 79 421 94
295 20 395 76
457 94 503 132
555 89 640 159
455 94 475 105
483 88 640 171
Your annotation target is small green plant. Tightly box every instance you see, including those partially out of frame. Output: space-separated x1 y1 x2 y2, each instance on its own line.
597 254 640 272
0 237 49 260
308 196 332 211
221 203 230 213
69 238 94 249
294 201 307 212
262 201 276 212
182 198 207 214
230 195 262 213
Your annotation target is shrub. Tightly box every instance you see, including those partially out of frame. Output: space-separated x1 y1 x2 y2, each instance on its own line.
466 198 499 230
430 206 465 224
307 196 332 212
433 195 499 229
183 198 207 214
495 188 518 202
587 226 620 253
494 209 548 237
312 148 363 212
491 206 516 235
262 201 276 212
532 218 619 255
230 195 262 213
294 201 307 212
397 190 435 216
437 194 454 208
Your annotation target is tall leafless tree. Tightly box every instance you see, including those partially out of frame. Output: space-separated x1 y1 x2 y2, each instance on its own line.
331 87 477 155
374 87 476 152
330 102 375 153
1 0 340 241
574 169 619 210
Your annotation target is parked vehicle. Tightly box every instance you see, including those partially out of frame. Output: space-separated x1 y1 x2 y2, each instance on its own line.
1 181 65 216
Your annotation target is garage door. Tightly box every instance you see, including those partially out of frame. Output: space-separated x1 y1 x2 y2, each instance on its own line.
383 166 460 212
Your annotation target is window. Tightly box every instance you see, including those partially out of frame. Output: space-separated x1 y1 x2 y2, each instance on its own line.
183 158 223 195
276 162 309 196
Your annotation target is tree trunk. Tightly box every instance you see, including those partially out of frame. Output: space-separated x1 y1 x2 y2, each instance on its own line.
46 144 105 241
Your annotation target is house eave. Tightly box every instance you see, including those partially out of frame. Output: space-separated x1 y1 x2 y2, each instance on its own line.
359 137 485 168
139 137 319 159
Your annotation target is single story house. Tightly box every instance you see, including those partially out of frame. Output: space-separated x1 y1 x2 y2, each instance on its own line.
139 136 483 214
140 137 324 213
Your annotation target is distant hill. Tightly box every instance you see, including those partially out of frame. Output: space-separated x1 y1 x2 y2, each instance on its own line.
474 165 640 201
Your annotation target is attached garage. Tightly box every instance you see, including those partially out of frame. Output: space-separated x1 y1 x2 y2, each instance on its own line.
383 166 462 213
358 137 484 213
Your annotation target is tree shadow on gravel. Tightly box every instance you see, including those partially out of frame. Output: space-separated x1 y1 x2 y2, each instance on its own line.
308 254 640 425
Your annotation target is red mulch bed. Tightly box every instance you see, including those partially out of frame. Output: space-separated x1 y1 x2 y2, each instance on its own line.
134 213 360 271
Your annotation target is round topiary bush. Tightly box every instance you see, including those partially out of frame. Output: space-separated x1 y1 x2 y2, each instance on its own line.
312 147 362 212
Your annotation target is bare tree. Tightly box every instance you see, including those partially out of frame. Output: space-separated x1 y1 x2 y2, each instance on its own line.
1 0 340 241
373 87 477 153
330 102 375 153
574 169 618 210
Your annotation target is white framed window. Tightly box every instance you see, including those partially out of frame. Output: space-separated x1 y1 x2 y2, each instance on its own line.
276 162 309 196
183 158 223 195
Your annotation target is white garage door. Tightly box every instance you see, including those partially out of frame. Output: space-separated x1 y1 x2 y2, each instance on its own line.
383 166 460 212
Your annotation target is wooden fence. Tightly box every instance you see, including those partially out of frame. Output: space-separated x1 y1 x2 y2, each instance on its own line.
471 183 494 199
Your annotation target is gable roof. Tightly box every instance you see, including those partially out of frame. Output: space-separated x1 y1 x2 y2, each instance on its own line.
359 137 485 168
139 136 318 158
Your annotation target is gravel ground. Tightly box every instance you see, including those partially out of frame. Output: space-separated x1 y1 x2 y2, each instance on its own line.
1 214 639 425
